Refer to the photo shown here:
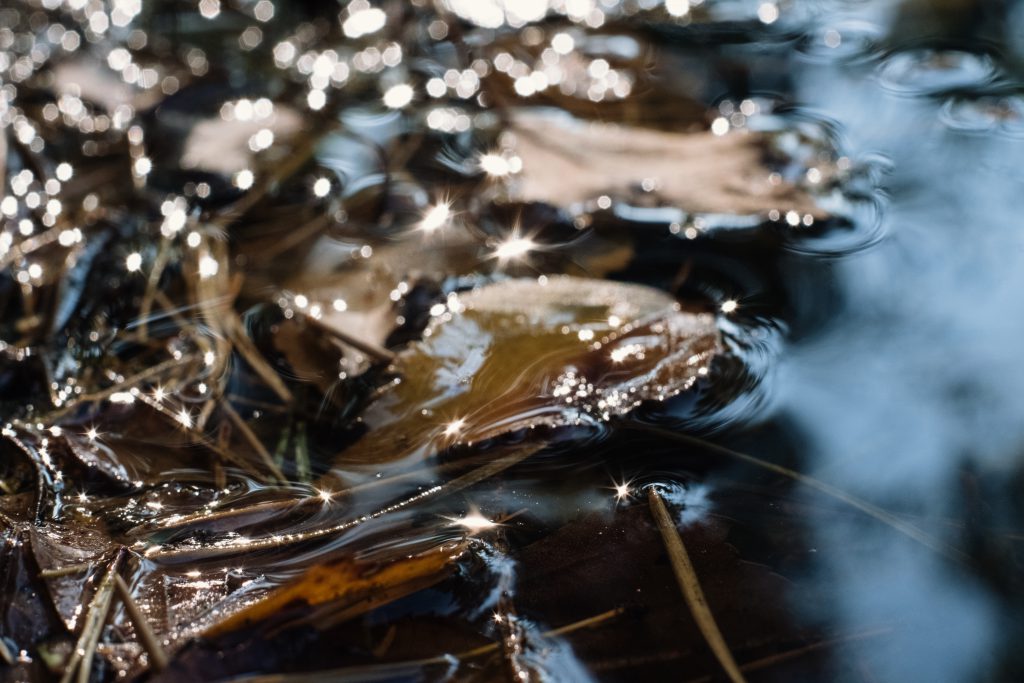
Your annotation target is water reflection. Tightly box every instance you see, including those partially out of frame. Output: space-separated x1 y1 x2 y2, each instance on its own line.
774 3 1024 680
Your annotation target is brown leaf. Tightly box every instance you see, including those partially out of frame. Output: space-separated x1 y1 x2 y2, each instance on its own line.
0 525 69 679
203 540 467 638
337 275 719 464
508 111 823 217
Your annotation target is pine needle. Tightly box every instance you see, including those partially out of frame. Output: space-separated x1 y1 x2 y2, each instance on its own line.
114 575 168 671
302 313 396 364
39 562 92 578
681 625 893 683
59 551 123 683
221 401 287 482
648 487 747 683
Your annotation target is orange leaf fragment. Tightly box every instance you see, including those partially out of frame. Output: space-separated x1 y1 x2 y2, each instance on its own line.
204 540 467 637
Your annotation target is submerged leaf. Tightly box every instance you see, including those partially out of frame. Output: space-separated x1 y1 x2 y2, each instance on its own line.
203 540 467 638
336 276 719 465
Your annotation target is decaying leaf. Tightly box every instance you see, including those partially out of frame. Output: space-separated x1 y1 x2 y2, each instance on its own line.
508 110 823 217
0 528 68 656
204 540 467 638
336 275 719 464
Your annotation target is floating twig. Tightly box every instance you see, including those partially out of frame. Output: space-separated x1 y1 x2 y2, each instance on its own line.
648 487 747 683
114 575 168 671
457 607 626 661
214 606 625 683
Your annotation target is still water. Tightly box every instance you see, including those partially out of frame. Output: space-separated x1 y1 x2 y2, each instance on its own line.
3 0 1024 681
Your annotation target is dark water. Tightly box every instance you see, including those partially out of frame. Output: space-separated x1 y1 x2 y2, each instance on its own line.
3 0 1024 681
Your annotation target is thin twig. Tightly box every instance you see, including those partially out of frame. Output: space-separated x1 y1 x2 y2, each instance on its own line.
215 606 625 683
682 626 893 683
114 575 168 671
137 236 172 342
0 637 14 665
40 562 92 578
456 607 626 661
648 488 747 683
225 312 294 403
261 212 334 260
41 356 186 423
212 131 328 230
196 396 218 432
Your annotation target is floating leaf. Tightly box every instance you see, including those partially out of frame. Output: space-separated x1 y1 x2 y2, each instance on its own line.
336 276 719 465
507 110 823 217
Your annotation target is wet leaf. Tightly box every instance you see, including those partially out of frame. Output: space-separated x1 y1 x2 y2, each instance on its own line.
0 526 69 680
508 110 823 217
337 275 719 464
61 433 133 490
203 540 468 638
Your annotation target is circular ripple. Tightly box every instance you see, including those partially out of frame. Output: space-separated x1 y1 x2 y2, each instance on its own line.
940 94 1024 138
876 49 1001 95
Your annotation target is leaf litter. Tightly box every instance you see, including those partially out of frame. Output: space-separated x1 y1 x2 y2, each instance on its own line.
0 0 906 680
